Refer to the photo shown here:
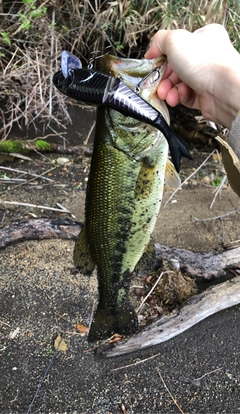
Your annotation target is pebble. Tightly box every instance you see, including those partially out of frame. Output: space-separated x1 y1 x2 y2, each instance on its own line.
56 157 70 165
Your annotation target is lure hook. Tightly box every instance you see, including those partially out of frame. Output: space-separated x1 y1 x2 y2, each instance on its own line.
135 67 161 94
88 51 109 70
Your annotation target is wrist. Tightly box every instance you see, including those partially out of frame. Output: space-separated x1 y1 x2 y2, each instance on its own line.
225 64 240 128
210 52 240 129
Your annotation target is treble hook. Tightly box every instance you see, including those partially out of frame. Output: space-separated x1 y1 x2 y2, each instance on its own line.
88 51 110 70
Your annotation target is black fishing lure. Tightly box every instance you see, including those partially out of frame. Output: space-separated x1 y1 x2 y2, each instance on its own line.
53 51 192 172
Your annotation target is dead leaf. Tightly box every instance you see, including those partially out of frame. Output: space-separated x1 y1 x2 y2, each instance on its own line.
75 323 88 334
109 333 123 344
212 153 222 161
54 334 68 352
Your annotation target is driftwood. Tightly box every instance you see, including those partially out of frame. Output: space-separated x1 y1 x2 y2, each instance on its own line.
106 276 240 357
0 218 83 249
0 218 239 356
155 243 240 281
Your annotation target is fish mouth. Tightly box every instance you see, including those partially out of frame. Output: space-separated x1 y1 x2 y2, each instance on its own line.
99 54 166 78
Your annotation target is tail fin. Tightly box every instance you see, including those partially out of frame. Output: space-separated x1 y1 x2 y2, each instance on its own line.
167 132 192 173
155 116 192 173
88 299 138 342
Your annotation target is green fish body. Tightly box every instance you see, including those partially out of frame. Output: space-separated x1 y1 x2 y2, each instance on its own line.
74 55 180 341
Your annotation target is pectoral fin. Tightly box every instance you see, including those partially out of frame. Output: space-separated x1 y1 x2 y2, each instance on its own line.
165 159 181 189
73 225 95 275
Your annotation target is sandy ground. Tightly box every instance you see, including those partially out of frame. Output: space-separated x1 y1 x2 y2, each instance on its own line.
0 140 240 413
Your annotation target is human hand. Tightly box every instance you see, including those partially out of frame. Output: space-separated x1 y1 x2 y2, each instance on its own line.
145 24 240 129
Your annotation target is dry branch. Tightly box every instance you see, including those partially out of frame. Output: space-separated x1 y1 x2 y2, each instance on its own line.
0 140 92 156
154 242 240 281
0 218 82 249
107 276 240 357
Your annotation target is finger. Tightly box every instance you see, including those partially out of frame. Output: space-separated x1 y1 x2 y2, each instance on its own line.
158 78 173 100
145 29 170 59
145 41 164 59
165 87 180 107
177 82 199 109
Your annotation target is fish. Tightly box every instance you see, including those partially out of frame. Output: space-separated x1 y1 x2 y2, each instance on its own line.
71 55 181 341
53 51 192 172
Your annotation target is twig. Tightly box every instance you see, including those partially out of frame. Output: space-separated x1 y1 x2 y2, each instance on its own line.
0 319 11 327
194 210 240 222
164 150 218 207
0 199 72 214
0 166 55 182
29 133 62 142
183 367 223 387
0 165 59 195
156 368 185 414
83 121 96 145
49 10 55 117
0 178 26 183
111 352 161 372
210 175 227 209
55 203 70 213
88 299 95 332
195 367 223 381
0 212 5 224
137 271 164 313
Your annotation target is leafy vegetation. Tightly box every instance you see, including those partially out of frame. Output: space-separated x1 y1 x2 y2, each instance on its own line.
0 0 239 139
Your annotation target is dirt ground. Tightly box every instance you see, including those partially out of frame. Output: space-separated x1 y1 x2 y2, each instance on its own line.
0 128 240 413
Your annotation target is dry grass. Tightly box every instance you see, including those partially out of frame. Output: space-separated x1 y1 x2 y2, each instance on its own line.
0 0 239 139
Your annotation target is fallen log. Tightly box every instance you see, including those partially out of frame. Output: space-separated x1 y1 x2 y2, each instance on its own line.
0 140 92 156
0 218 83 249
155 242 240 281
106 276 240 357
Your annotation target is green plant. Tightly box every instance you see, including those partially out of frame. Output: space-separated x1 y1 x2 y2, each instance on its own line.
211 172 224 187
0 32 11 45
46 348 54 355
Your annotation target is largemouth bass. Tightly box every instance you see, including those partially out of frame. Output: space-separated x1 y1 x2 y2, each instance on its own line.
53 51 192 172
73 55 181 341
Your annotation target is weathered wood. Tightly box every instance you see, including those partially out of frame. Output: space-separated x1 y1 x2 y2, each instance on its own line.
0 218 82 249
155 242 240 281
106 276 240 357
